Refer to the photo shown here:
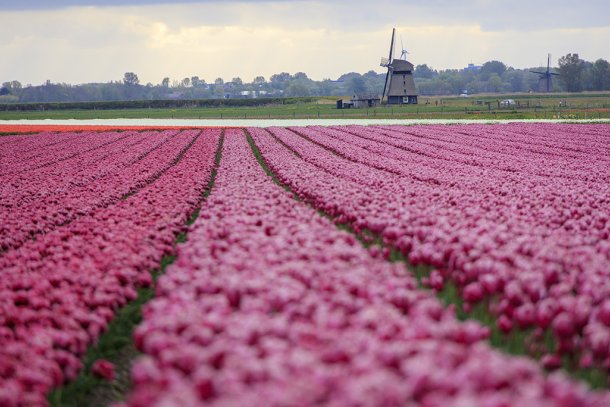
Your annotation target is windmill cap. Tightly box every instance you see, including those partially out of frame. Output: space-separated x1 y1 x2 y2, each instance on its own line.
391 59 414 71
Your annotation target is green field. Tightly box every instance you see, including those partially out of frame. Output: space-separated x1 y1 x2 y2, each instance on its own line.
1 93 610 121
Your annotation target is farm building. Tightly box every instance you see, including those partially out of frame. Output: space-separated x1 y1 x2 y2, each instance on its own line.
351 94 381 108
336 94 381 109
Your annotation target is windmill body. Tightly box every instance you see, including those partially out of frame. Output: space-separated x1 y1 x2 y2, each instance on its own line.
381 28 418 105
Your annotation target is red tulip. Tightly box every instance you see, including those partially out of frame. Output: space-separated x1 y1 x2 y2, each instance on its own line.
552 313 575 339
497 314 513 334
514 303 536 329
463 282 484 304
541 354 562 370
597 300 610 327
91 359 115 381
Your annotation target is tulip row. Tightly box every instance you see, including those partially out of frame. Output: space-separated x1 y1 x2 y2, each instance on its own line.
351 124 610 183
1 130 178 206
0 131 78 156
304 123 610 187
120 128 608 406
0 129 220 406
0 124 204 134
0 130 198 251
249 124 610 377
1 130 132 177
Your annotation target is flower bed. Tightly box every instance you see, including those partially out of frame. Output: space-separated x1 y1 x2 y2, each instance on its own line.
120 128 608 406
250 123 610 378
0 130 196 251
2 123 609 406
0 129 220 405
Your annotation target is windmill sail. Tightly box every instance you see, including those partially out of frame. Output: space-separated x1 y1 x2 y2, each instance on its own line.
400 36 408 60
388 28 396 63
382 28 396 102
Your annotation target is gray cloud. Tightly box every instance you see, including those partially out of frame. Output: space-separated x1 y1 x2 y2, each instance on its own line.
0 0 287 10
0 1 608 85
3 1 609 31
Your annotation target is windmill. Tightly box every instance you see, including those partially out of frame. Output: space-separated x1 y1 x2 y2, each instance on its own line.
530 54 559 93
380 28 418 105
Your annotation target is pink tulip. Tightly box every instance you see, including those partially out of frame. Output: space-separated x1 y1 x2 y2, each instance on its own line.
4 124 610 406
121 128 610 406
0 129 220 403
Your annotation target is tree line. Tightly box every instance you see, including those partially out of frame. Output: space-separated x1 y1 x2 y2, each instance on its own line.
1 53 608 104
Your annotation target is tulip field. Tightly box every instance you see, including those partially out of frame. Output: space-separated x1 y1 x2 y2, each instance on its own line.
1 123 610 406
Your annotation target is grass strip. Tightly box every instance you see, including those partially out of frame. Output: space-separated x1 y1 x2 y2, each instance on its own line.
0 131 40 136
246 129 294 196
47 256 174 407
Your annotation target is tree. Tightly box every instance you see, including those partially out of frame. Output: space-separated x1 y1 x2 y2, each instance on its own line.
503 69 525 92
349 76 367 94
214 77 224 86
285 81 310 97
590 59 610 90
480 61 507 80
558 53 585 92
214 84 225 98
414 64 436 79
363 70 379 79
191 76 201 87
181 77 190 87
0 86 9 96
2 80 22 93
100 84 122 100
317 79 334 95
293 72 308 80
231 77 243 86
123 72 139 86
161 77 170 87
465 79 483 94
487 74 503 93
449 75 467 94
253 76 266 85
270 72 291 84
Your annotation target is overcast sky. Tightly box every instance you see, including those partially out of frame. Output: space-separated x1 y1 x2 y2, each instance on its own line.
1 0 609 85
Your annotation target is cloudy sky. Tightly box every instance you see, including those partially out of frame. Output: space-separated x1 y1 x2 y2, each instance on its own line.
1 0 609 85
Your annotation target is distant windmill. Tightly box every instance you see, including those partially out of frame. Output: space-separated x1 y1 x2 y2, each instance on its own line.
400 36 409 60
380 28 418 105
530 54 559 93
